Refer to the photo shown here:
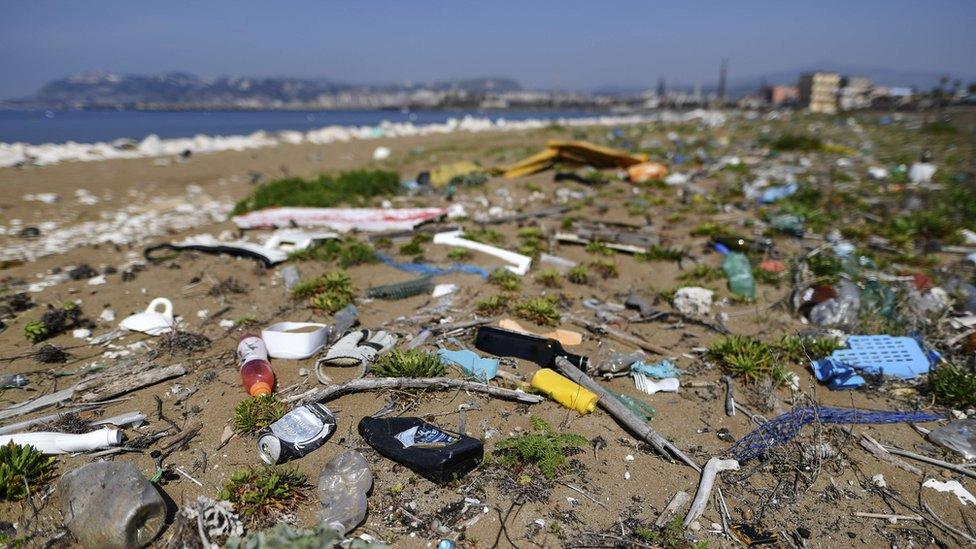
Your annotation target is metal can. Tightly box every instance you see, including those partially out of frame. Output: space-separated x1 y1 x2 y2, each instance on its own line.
257 403 336 464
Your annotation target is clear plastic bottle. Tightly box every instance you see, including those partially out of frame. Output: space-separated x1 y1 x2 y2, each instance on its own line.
723 252 756 299
237 334 275 396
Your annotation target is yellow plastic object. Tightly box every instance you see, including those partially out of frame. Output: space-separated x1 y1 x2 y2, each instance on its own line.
530 368 598 414
430 161 481 187
498 140 648 179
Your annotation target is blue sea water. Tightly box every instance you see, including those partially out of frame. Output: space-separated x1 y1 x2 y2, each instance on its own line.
0 109 606 145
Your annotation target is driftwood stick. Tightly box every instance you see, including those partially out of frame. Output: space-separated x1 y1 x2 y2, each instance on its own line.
684 458 739 527
922 502 976 543
722 376 735 417
301 377 543 405
656 491 691 527
569 316 670 356
853 512 923 523
859 434 922 475
78 364 186 402
554 357 700 471
883 445 976 481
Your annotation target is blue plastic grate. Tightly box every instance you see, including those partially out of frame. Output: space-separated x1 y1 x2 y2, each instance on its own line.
829 335 929 379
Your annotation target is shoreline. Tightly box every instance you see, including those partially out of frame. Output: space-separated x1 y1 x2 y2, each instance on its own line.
0 110 726 168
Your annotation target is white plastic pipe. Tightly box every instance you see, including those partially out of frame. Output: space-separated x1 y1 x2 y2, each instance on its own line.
433 230 532 275
0 427 121 454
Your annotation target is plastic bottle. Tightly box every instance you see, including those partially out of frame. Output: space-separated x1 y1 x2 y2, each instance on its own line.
237 334 275 397
0 427 121 454
722 252 756 299
530 369 598 414
317 450 373 535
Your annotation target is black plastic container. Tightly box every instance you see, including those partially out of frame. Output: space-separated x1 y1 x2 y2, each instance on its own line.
358 416 483 484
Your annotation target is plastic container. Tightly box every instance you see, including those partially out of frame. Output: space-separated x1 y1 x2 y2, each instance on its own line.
59 461 166 549
317 450 373 535
0 427 121 454
237 334 275 396
261 322 329 360
722 252 756 300
530 368 598 414
358 416 483 484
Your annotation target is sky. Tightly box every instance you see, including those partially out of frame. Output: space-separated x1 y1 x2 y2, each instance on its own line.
1 0 975 98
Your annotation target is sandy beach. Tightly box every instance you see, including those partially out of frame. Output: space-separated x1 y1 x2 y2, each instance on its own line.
0 112 973 548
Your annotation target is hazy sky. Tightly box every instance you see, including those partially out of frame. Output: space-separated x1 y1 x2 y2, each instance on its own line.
2 0 974 98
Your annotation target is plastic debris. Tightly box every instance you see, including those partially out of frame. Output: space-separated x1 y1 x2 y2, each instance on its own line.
317 450 373 535
811 335 931 389
531 368 598 413
366 276 434 300
631 360 680 379
118 297 175 336
359 416 483 484
438 348 500 381
59 461 166 549
673 287 714 316
433 230 532 275
730 406 941 462
923 479 976 506
232 206 446 232
927 419 976 460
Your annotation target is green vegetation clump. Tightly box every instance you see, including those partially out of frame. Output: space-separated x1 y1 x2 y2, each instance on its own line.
464 228 504 244
567 265 589 284
709 334 840 385
488 268 520 291
290 239 377 268
231 170 400 215
590 258 619 278
769 133 823 152
690 222 726 237
0 442 57 502
371 349 445 378
635 245 684 263
24 301 85 344
24 321 47 344
535 269 563 288
677 264 722 283
292 272 355 314
513 296 561 326
929 362 976 409
447 247 473 262
494 417 587 479
218 466 310 528
234 395 286 435
476 295 508 316
585 241 614 256
517 227 546 257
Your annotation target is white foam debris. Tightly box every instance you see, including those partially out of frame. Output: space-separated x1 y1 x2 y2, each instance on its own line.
0 110 727 168
23 193 59 203
1 191 231 263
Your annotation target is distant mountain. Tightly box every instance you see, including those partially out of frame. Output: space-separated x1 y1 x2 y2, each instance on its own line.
21 72 523 108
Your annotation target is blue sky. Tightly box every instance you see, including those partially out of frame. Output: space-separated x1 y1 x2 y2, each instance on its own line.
1 0 974 98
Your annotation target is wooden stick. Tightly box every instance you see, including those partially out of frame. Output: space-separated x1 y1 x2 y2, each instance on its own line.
859 434 922 475
882 445 976 481
569 316 671 356
685 458 739 527
77 364 186 402
656 491 691 527
301 377 544 405
853 512 923 522
922 502 976 543
554 357 700 471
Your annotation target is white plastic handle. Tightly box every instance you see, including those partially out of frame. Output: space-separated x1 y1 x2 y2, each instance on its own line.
146 298 173 318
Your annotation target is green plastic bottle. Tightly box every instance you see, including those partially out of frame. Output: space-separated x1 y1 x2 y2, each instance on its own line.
723 252 756 299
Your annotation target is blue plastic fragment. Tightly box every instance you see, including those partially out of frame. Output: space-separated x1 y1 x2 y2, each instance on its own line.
810 335 931 390
759 182 798 204
630 360 680 379
713 242 731 256
438 348 499 381
375 252 490 279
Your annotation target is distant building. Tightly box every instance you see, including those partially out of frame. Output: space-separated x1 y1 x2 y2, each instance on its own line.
839 76 872 110
798 72 840 114
764 85 799 106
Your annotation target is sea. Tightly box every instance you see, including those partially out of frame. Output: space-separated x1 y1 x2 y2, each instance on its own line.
0 108 607 145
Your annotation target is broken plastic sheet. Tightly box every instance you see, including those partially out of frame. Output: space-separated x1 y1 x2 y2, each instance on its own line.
231 207 447 232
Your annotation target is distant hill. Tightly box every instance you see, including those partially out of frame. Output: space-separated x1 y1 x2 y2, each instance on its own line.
21 72 524 108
